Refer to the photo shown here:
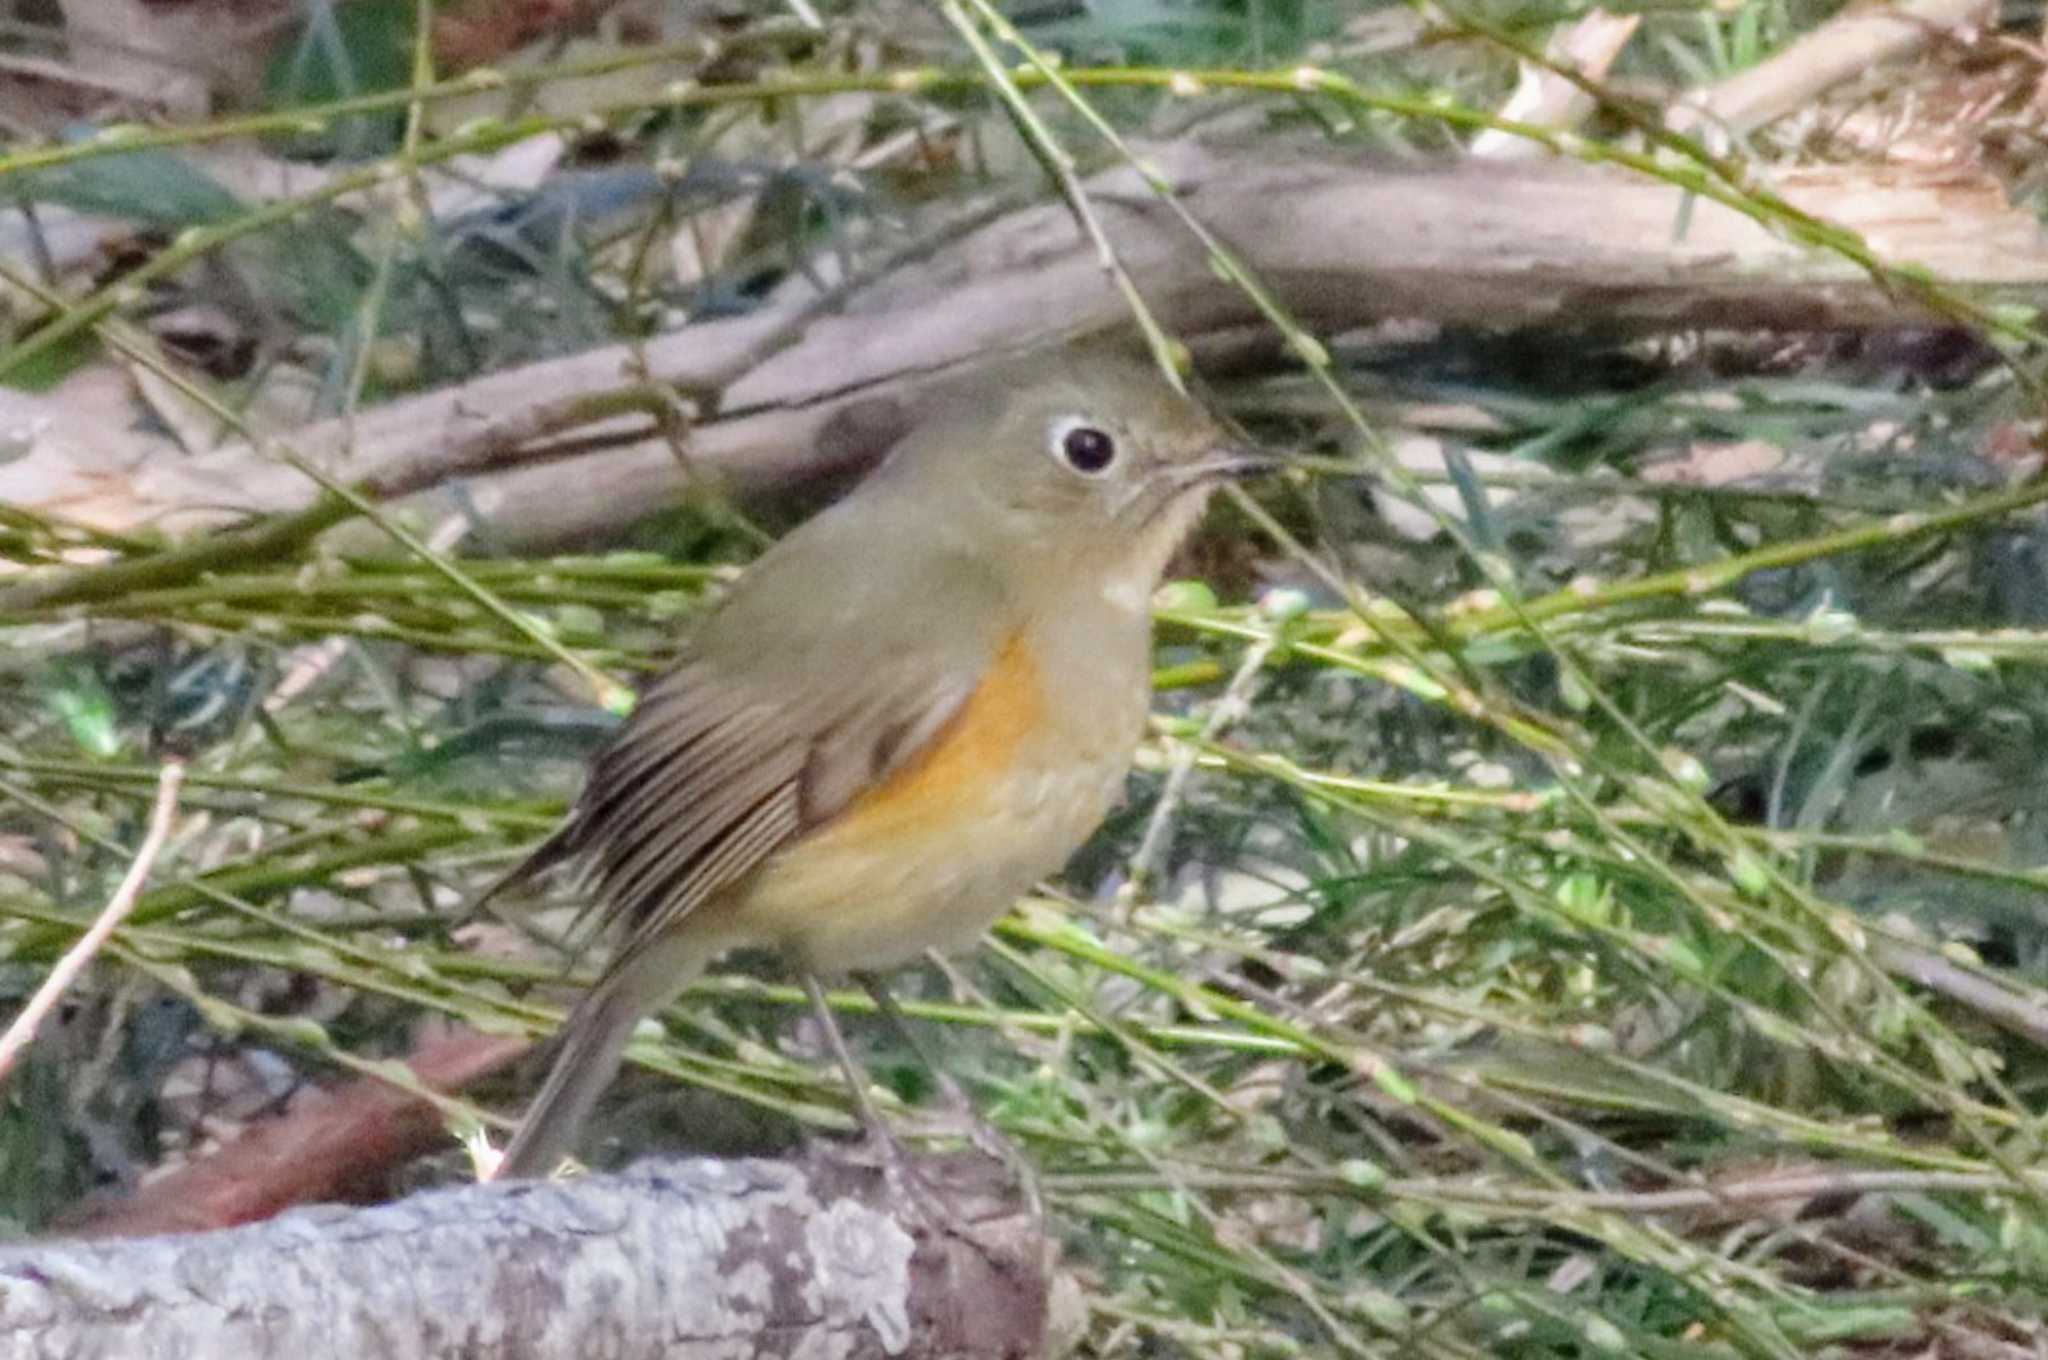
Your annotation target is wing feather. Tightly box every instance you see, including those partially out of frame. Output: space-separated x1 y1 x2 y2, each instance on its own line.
496 499 1011 992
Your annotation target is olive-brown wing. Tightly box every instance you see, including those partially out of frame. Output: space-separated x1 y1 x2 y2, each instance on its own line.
555 653 987 965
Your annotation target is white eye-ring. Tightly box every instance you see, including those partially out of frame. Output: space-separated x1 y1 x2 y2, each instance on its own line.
1048 415 1119 476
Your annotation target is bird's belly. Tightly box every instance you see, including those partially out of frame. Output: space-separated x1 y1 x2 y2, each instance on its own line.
734 755 1124 974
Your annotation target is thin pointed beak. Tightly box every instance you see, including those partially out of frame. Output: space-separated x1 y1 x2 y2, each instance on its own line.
1188 444 1282 483
1132 444 1283 523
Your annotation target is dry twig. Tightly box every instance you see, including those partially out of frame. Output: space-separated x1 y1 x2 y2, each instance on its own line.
0 761 185 1086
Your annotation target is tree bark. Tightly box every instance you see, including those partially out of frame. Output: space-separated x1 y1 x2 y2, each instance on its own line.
2 1151 1056 1360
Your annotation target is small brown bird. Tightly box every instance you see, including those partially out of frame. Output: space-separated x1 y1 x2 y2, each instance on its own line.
495 346 1261 1179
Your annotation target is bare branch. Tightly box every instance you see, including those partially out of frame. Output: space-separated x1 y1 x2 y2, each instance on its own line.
1670 0 1995 140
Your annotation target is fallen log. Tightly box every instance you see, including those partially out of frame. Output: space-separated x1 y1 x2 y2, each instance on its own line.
5 147 2046 553
4 1150 1056 1360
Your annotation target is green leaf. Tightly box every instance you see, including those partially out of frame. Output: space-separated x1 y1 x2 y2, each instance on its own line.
9 145 243 228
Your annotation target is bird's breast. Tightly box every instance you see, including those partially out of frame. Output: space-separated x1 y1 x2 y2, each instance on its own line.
735 614 1153 973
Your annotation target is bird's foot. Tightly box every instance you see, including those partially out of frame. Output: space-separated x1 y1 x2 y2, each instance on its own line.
852 1113 988 1242
923 1072 1042 1220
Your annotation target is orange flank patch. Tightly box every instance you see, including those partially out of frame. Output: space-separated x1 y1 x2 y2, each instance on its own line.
826 631 1044 843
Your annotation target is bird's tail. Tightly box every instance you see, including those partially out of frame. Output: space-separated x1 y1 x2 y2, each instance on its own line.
495 930 715 1180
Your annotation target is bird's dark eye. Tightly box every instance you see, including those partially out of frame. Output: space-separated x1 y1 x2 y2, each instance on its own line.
1058 423 1117 475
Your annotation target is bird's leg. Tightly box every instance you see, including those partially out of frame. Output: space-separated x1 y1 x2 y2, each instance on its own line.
800 972 970 1233
853 969 1041 1219
801 971 896 1143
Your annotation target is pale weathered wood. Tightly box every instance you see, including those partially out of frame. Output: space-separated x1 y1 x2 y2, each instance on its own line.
4 147 2044 552
1668 0 1996 140
2 1151 1052 1360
